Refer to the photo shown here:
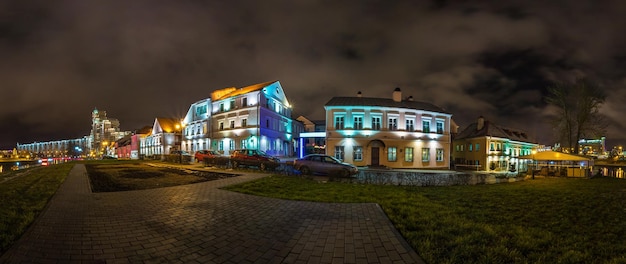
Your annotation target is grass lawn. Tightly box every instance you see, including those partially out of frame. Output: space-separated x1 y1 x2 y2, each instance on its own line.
0 163 73 254
223 175 626 264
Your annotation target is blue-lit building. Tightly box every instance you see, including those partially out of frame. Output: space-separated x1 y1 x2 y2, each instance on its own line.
324 88 453 169
181 80 303 157
181 98 211 154
296 116 326 155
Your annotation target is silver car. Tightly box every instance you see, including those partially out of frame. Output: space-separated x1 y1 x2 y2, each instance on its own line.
293 154 358 177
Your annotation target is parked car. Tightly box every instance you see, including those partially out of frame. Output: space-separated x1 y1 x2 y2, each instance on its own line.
230 149 281 171
171 150 191 156
293 154 358 177
194 150 221 163
195 150 230 166
169 150 192 163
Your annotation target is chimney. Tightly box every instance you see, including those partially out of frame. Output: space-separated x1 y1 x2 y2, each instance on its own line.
407 96 414 101
357 91 362 98
477 116 485 130
392 87 401 102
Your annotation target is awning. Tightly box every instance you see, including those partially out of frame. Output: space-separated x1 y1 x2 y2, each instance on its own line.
518 151 590 161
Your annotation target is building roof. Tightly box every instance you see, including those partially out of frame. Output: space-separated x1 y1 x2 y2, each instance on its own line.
324 96 449 114
115 134 132 146
135 126 152 135
155 117 180 133
518 151 590 161
456 120 535 143
211 80 278 101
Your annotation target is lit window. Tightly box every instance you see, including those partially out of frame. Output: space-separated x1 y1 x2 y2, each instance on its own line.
334 116 344 129
241 140 246 149
469 144 473 152
354 146 363 161
388 117 398 131
405 147 413 162
436 148 444 161
436 121 444 134
372 116 382 130
475 143 479 151
422 148 430 162
229 140 235 150
354 116 363 130
335 146 344 161
406 119 414 131
195 105 207 116
422 120 430 133
218 141 224 151
388 147 397 161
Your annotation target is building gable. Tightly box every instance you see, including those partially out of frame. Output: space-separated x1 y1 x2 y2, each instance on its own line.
152 118 179 135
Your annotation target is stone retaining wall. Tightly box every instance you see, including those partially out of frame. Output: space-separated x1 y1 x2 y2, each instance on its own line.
344 170 526 186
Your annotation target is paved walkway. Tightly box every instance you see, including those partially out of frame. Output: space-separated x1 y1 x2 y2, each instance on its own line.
0 164 423 264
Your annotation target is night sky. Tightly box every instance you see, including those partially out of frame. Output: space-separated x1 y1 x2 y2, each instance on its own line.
1 0 626 150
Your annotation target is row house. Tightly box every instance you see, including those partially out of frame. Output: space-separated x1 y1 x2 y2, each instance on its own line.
180 80 304 157
181 98 211 153
140 118 182 157
324 88 453 169
114 126 151 159
453 116 538 172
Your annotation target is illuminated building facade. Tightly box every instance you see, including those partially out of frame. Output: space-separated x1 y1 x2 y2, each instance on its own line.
296 116 326 155
453 116 537 172
181 98 211 154
141 118 182 158
324 88 453 169
90 108 130 157
115 126 151 159
578 137 606 156
208 80 302 157
17 137 89 158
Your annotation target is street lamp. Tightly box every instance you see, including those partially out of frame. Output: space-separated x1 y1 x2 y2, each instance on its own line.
531 150 537 180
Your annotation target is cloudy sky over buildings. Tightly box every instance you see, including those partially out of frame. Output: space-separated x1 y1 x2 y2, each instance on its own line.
1 0 626 149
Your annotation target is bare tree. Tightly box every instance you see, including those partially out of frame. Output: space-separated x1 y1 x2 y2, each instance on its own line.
546 78 607 154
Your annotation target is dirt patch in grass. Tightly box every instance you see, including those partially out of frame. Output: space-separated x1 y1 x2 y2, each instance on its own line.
85 163 238 192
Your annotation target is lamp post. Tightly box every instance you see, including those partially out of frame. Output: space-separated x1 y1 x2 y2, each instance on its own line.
532 150 537 180
176 122 183 164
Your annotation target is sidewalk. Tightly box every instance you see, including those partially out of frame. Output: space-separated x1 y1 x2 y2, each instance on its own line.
1 163 423 263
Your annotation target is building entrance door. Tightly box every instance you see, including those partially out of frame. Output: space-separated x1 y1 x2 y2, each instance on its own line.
371 147 379 166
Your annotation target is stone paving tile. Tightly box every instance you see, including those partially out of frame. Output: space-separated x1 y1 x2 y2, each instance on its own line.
0 164 423 264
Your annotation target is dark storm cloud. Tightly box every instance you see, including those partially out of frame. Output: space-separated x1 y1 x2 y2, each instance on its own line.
2 0 626 149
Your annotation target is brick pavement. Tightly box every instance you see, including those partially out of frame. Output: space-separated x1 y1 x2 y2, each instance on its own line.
0 164 423 264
